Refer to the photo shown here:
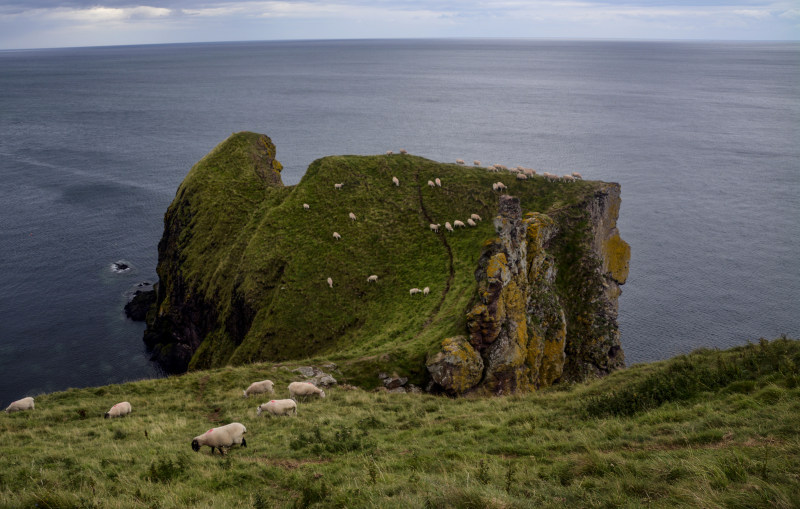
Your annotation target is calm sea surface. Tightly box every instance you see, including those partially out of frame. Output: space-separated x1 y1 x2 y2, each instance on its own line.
1 39 798 404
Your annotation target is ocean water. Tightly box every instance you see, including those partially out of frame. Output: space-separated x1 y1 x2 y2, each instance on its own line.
1 39 798 404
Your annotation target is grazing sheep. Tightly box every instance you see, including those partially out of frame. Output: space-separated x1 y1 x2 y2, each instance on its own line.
243 380 274 398
367 275 378 283
303 203 310 210
495 182 507 191
333 232 341 240
445 222 453 233
428 180 436 188
349 212 357 221
467 218 477 227
456 159 465 165
191 423 247 455
257 399 297 417
399 149 408 154
392 176 400 186
523 168 535 177
492 183 498 191
386 150 394 155
572 172 583 179
562 175 575 182
5 397 34 413
334 183 343 190
435 178 442 187
470 214 482 221
473 160 481 166
494 164 508 171
327 277 333 289
409 288 422 296
288 382 326 401
423 286 430 296
429 223 440 233
516 173 528 180
104 401 132 419
453 220 465 228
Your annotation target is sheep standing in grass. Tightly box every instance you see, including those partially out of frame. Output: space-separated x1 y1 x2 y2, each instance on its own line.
445 222 454 233
429 223 440 233
399 149 408 154
303 203 310 210
473 160 481 166
386 150 394 155
333 232 341 240
562 175 575 182
334 183 343 190
516 173 528 180
495 182 507 191
423 287 430 296
409 288 421 296
392 176 400 186
428 180 435 188
435 178 442 187
5 397 34 413
456 159 465 165
467 218 477 227
288 382 325 401
453 220 465 228
349 212 357 221
367 275 378 283
104 401 132 419
572 172 583 180
470 214 482 221
191 423 247 455
257 399 297 417
243 380 274 398
327 277 333 289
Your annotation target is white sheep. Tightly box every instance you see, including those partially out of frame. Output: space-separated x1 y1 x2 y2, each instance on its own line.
392 176 400 186
572 172 583 179
495 182 507 191
423 286 430 296
5 397 34 413
467 218 477 227
456 159 465 165
473 160 481 166
327 277 333 288
428 180 435 188
399 149 408 154
445 222 453 233
303 203 310 210
453 220 465 228
492 183 498 191
562 175 575 182
257 399 297 417
243 380 274 398
349 212 357 221
386 150 394 155
333 232 341 240
516 173 528 180
334 183 343 190
470 213 482 221
288 381 326 401
191 423 247 455
429 223 440 233
367 275 378 283
435 178 442 187
104 401 131 419
409 288 421 296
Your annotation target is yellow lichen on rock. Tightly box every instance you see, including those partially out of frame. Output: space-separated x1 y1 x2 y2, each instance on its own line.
602 232 630 283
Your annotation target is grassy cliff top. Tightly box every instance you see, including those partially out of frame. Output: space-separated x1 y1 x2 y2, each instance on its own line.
1 338 798 507
154 131 617 382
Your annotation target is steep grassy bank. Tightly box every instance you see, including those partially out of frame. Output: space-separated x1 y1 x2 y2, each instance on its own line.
2 338 798 508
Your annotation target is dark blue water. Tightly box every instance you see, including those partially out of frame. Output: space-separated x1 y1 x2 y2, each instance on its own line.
1 40 798 404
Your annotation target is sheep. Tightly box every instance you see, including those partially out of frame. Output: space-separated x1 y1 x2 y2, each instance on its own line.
367 275 378 283
572 172 583 179
243 380 274 398
495 182 507 191
334 183 343 190
562 175 575 182
523 168 535 177
349 212 357 221
516 173 528 180
467 218 477 227
445 222 453 233
333 232 341 240
429 223 440 233
303 203 310 210
5 397 34 413
456 159 465 165
494 164 508 171
399 149 408 154
288 381 325 401
409 288 421 296
104 401 131 419
428 180 436 188
327 277 333 288
435 178 442 187
423 286 430 296
470 214 482 221
257 399 297 417
473 160 481 166
392 176 400 186
386 150 394 155
492 183 498 191
191 423 247 455
453 220 465 228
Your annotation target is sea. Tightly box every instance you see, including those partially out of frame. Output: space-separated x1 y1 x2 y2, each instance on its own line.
1 39 798 405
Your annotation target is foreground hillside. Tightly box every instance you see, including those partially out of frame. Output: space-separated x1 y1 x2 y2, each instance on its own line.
2 338 798 508
143 132 630 394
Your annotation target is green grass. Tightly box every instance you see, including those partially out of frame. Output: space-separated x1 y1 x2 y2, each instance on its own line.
2 338 798 508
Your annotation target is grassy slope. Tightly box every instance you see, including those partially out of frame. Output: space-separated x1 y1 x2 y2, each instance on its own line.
2 338 798 508
168 132 605 384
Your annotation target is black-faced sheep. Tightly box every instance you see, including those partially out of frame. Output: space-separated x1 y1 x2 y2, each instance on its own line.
191 423 247 455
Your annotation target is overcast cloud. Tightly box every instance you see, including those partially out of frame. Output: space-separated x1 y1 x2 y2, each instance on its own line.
0 0 797 49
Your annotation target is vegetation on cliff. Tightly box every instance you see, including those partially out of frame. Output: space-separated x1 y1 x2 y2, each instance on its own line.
144 132 630 392
1 338 798 508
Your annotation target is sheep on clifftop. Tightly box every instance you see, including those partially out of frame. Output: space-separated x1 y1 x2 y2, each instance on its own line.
5 397 34 413
104 401 131 418
191 423 247 455
243 380 274 398
257 399 297 417
288 382 325 401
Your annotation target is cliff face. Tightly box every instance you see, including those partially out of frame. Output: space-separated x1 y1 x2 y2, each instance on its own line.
144 132 629 391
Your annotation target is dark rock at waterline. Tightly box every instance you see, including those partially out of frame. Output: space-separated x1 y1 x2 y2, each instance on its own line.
112 262 131 272
125 290 156 321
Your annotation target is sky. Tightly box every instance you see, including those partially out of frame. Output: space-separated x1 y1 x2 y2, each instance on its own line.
0 0 797 49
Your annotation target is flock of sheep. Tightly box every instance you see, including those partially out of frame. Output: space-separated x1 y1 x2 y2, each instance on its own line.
4 379 326 456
